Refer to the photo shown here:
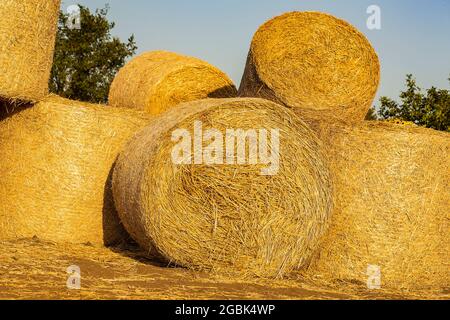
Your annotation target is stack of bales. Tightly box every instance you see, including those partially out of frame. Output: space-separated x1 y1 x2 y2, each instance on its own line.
108 44 336 279
240 11 449 290
0 0 156 246
105 23 339 279
0 2 238 246
0 0 447 294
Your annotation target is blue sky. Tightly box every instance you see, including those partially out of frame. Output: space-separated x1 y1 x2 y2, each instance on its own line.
63 0 450 107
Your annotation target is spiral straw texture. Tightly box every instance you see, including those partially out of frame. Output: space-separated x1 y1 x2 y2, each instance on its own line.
113 98 333 278
239 11 380 123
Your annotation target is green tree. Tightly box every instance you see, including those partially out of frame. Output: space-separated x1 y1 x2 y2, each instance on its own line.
378 74 450 131
50 5 137 103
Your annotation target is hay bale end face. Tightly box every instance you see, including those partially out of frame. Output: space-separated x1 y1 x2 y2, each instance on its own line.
239 11 380 122
306 122 450 290
0 96 152 245
0 0 60 103
109 51 238 115
112 98 333 278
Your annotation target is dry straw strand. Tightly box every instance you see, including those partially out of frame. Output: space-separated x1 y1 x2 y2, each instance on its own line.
304 122 450 291
109 51 238 115
112 98 333 278
0 0 60 103
0 95 153 245
239 11 380 123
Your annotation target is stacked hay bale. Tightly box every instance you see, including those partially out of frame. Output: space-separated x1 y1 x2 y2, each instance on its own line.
0 95 152 245
239 11 380 123
109 51 238 115
0 0 446 293
238 11 448 290
112 98 333 278
0 0 60 103
304 122 450 291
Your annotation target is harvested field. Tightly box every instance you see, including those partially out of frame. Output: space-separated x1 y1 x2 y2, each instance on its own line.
0 238 446 300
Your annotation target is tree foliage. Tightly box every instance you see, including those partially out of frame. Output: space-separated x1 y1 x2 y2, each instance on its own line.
378 74 450 131
365 106 378 120
49 5 137 103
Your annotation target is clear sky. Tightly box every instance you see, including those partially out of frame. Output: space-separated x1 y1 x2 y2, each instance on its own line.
62 0 450 107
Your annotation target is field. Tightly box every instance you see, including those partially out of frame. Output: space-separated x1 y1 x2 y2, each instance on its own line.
0 238 446 300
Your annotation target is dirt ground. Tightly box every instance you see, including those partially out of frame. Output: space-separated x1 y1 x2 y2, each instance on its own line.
0 237 446 300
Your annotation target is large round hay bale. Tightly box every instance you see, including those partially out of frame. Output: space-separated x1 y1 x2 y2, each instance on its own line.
239 11 380 122
0 95 152 245
305 122 449 291
108 51 238 115
112 98 333 278
0 0 60 103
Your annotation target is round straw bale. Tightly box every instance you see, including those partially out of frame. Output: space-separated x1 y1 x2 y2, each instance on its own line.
239 11 380 123
0 0 60 103
0 95 152 245
112 98 333 278
108 51 238 115
305 122 449 291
